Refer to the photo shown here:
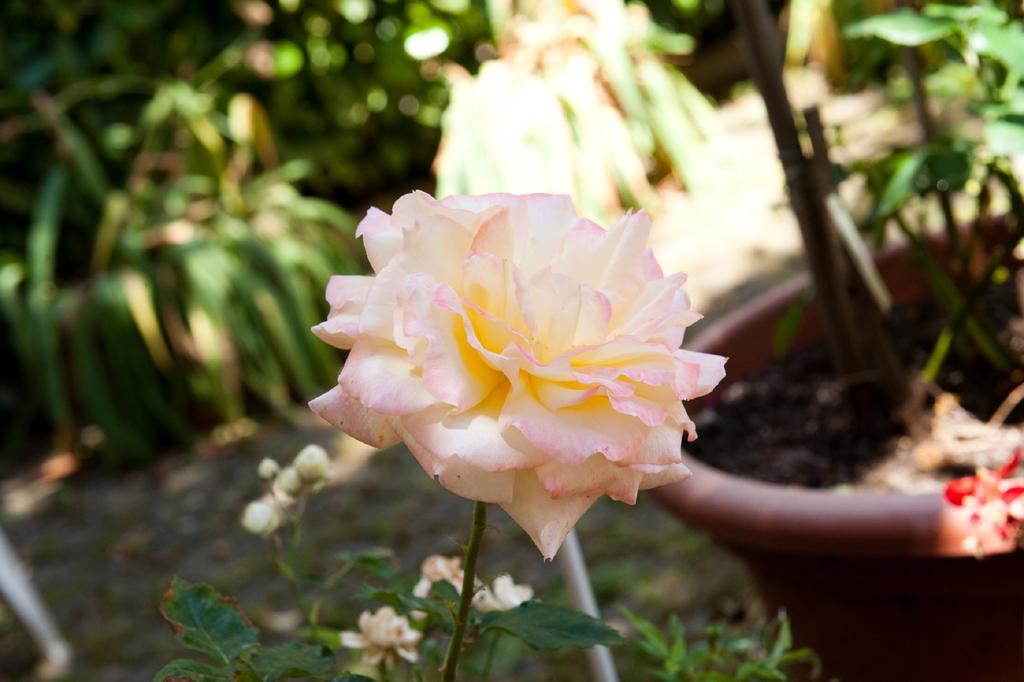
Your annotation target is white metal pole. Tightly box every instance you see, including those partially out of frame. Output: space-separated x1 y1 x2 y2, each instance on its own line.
558 529 619 682
0 528 71 675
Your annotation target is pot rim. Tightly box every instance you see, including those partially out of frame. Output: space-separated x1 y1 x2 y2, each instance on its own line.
654 257 1016 560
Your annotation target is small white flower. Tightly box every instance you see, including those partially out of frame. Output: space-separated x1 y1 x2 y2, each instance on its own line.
293 444 332 483
241 500 280 536
412 554 464 598
340 606 421 669
274 466 302 497
258 457 280 480
473 574 533 612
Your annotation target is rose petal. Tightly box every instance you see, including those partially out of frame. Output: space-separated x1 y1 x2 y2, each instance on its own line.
339 341 438 415
449 193 580 275
356 207 403 272
309 385 400 448
536 454 644 503
313 275 374 349
500 376 649 464
500 470 599 559
673 349 727 398
400 424 516 503
401 275 502 412
556 210 654 302
400 388 546 472
638 462 692 490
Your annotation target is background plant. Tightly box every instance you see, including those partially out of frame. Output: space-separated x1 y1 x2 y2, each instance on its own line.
1 83 368 465
435 0 722 223
0 0 492 465
844 1 1024 385
622 608 819 681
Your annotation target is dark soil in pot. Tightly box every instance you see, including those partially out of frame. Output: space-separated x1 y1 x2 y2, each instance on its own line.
687 282 1024 491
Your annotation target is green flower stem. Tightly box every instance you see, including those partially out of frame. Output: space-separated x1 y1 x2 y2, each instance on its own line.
441 500 487 682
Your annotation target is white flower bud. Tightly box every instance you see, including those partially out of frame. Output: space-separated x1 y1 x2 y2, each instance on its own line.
293 444 331 483
274 466 302 497
258 457 280 480
473 574 533 612
241 500 279 536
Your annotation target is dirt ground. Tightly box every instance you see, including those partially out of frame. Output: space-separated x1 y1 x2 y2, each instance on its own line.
1 74 922 681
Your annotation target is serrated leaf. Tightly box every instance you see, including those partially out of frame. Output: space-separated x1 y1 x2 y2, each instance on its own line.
152 658 232 682
844 9 956 45
480 601 624 651
250 643 336 680
159 577 260 663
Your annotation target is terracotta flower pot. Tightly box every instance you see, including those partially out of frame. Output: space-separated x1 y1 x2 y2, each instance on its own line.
654 242 1024 682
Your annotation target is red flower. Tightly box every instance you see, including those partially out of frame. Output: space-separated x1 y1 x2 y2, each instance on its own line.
943 450 1024 555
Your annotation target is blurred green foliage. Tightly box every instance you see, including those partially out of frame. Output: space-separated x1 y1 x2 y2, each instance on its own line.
844 1 1024 379
0 0 489 207
436 0 721 223
0 0 489 464
621 608 820 681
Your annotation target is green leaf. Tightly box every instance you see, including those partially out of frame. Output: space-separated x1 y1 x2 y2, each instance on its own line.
331 675 376 682
480 601 625 651
250 643 336 680
152 659 233 682
773 287 812 358
985 114 1024 155
298 627 344 650
364 588 455 633
875 150 926 217
26 168 66 293
970 23 1024 73
617 606 668 657
922 144 972 193
844 9 956 45
924 4 1007 24
336 548 397 583
26 168 72 431
766 616 792 664
159 577 260 663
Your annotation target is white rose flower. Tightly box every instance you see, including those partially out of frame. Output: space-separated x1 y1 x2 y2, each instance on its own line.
274 466 302 497
241 500 280 536
258 457 280 480
293 444 332 483
412 554 464 599
340 606 421 669
473 574 533 612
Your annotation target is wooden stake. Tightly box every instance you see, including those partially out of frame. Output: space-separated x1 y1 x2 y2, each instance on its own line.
727 0 907 414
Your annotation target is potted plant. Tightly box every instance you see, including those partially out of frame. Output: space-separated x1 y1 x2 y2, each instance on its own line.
653 2 1024 680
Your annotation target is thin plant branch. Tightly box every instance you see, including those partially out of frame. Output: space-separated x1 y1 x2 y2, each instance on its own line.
441 500 487 682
